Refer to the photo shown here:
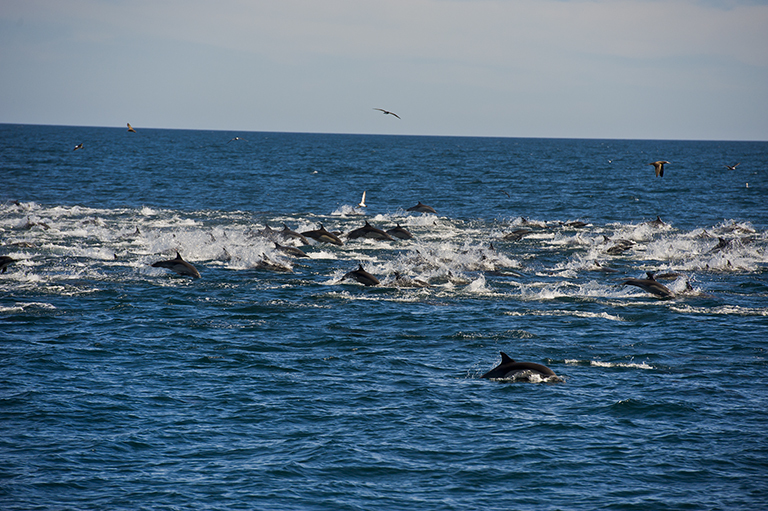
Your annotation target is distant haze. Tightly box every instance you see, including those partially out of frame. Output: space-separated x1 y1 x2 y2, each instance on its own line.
1 0 767 140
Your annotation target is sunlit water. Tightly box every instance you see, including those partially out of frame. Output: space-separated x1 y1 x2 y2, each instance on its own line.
2 124 767 510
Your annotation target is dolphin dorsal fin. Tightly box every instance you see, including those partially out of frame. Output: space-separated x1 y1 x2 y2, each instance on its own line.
646 272 656 280
500 352 515 364
175 251 183 260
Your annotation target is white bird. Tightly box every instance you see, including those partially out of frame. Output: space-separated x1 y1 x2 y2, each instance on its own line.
358 191 367 208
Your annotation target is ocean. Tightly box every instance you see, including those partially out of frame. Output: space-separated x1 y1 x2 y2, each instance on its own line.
1 124 767 510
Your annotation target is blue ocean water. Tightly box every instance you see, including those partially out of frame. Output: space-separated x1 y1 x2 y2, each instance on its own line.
1 124 767 510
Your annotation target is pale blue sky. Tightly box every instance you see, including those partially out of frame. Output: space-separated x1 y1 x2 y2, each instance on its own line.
1 0 767 140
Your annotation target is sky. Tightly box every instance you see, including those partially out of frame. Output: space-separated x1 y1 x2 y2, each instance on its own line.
1 0 767 140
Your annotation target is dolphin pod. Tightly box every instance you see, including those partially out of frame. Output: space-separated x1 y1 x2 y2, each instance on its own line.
622 272 674 298
482 352 561 382
150 251 201 278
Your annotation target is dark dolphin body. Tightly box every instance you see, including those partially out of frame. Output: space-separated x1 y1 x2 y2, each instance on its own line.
280 224 309 245
347 221 393 241
406 201 437 214
482 352 560 381
274 242 308 258
392 271 430 288
342 264 380 286
1 256 16 273
622 272 674 298
386 223 413 240
151 251 201 278
301 224 344 246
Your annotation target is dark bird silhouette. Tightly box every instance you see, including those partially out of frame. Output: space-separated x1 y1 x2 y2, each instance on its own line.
725 163 740 170
73 143 83 151
649 161 669 177
127 123 136 133
227 137 245 143
373 108 401 119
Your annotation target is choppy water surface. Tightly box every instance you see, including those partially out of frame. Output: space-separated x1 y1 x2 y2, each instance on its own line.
1 124 767 510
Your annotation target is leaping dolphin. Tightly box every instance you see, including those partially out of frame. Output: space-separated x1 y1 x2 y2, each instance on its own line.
0 256 16 273
280 224 310 245
347 221 393 241
341 264 380 286
649 160 669 177
482 352 560 381
622 272 674 298
406 201 437 214
150 251 201 278
386 223 413 240
300 223 343 246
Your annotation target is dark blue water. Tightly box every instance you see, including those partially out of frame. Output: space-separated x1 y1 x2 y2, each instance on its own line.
2 124 767 510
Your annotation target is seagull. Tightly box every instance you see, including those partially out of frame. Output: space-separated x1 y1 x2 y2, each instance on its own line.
725 163 740 170
358 191 367 208
127 123 136 133
648 160 669 177
373 108 401 119
228 137 245 143
73 143 83 151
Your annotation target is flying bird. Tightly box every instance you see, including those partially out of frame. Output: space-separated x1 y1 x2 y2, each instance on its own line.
127 123 136 133
373 108 401 119
358 191 367 208
228 137 245 143
725 163 740 170
648 160 669 177
73 143 83 151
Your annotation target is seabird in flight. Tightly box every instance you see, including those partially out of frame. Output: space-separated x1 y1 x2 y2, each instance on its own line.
127 123 136 133
358 191 367 208
725 163 740 170
373 108 401 119
648 160 669 177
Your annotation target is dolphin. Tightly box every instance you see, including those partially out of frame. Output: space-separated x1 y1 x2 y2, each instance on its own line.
392 271 430 288
151 251 201 278
342 264 380 286
1 256 16 273
347 221 394 241
482 352 560 381
301 223 344 246
407 201 437 214
386 223 413 240
274 241 308 258
279 224 310 245
649 160 669 177
622 272 674 298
